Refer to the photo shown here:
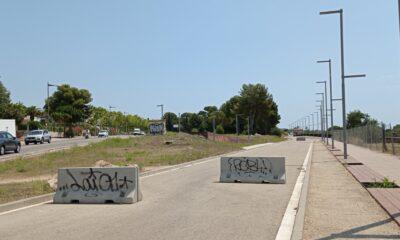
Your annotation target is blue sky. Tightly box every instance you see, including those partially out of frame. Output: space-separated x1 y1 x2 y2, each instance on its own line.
0 0 399 128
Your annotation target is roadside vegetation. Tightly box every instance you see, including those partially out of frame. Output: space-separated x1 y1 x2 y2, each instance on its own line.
0 133 285 203
0 181 53 204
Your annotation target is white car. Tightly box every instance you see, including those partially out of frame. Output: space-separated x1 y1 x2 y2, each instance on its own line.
131 128 146 136
98 130 109 138
24 130 51 145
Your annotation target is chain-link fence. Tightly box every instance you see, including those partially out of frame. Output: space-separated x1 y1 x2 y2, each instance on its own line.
332 123 400 156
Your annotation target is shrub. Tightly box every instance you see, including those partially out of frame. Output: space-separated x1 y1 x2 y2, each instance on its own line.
216 125 224 134
270 127 282 136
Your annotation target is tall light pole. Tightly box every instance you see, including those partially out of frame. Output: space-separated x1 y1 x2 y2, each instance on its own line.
235 114 244 142
157 104 164 120
315 111 319 133
398 0 400 37
317 81 329 145
311 113 314 131
317 59 335 148
316 93 324 141
46 82 58 122
320 9 366 159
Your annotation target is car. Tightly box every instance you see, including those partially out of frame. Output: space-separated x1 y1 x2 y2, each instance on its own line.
98 130 109 138
24 130 51 145
0 131 21 155
132 128 144 135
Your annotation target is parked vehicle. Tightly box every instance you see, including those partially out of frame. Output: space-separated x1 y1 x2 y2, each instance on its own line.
0 131 21 155
132 128 145 135
24 130 51 145
98 130 109 138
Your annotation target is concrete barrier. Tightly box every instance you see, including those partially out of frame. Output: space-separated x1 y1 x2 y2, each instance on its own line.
296 137 306 141
220 157 286 184
53 167 142 204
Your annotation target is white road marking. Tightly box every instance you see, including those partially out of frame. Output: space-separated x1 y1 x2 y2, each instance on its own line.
275 142 313 240
0 201 52 217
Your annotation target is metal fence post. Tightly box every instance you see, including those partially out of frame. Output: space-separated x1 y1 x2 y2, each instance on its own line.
382 123 388 152
391 124 396 155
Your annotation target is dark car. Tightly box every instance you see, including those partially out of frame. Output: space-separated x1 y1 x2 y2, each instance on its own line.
0 131 21 155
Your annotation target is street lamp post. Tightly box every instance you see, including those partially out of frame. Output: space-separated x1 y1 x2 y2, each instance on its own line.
316 93 325 139
317 81 329 145
46 82 58 122
320 9 366 159
398 0 400 37
315 111 319 134
317 59 335 148
235 114 244 143
311 114 314 132
157 104 164 120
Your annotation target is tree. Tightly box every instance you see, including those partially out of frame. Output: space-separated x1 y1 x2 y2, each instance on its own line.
347 110 377 129
393 124 400 136
220 96 240 133
3 103 26 127
236 84 280 134
26 106 42 121
180 112 193 132
0 81 11 118
164 112 178 131
204 106 218 114
46 84 92 137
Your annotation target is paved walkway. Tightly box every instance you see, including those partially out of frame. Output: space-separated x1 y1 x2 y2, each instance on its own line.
303 142 400 239
334 141 400 184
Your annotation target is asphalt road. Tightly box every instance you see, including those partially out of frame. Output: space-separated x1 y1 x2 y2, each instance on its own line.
0 135 128 162
0 139 311 240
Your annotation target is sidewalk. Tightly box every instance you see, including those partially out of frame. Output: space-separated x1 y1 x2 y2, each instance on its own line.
334 141 400 184
303 141 400 239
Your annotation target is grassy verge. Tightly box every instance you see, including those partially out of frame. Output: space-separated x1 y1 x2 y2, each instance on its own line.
0 133 285 204
0 181 53 204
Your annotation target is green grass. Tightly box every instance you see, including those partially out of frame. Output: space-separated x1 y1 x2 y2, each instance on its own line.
0 181 53 204
366 177 398 188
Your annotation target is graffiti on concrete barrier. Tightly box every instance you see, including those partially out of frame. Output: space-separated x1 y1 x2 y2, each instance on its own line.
227 158 273 177
149 123 164 135
58 168 133 196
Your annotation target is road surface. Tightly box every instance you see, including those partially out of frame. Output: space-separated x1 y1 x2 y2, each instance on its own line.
0 139 311 240
0 135 128 162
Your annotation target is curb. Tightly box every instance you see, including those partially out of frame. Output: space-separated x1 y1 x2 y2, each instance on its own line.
0 193 54 214
291 141 314 240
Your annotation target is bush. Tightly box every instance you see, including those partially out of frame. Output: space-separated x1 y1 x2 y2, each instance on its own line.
27 121 43 130
216 125 224 134
270 127 282 136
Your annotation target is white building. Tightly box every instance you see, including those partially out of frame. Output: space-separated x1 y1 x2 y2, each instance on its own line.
0 119 16 137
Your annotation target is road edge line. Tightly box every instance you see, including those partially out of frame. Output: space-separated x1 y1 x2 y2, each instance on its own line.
275 142 314 240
